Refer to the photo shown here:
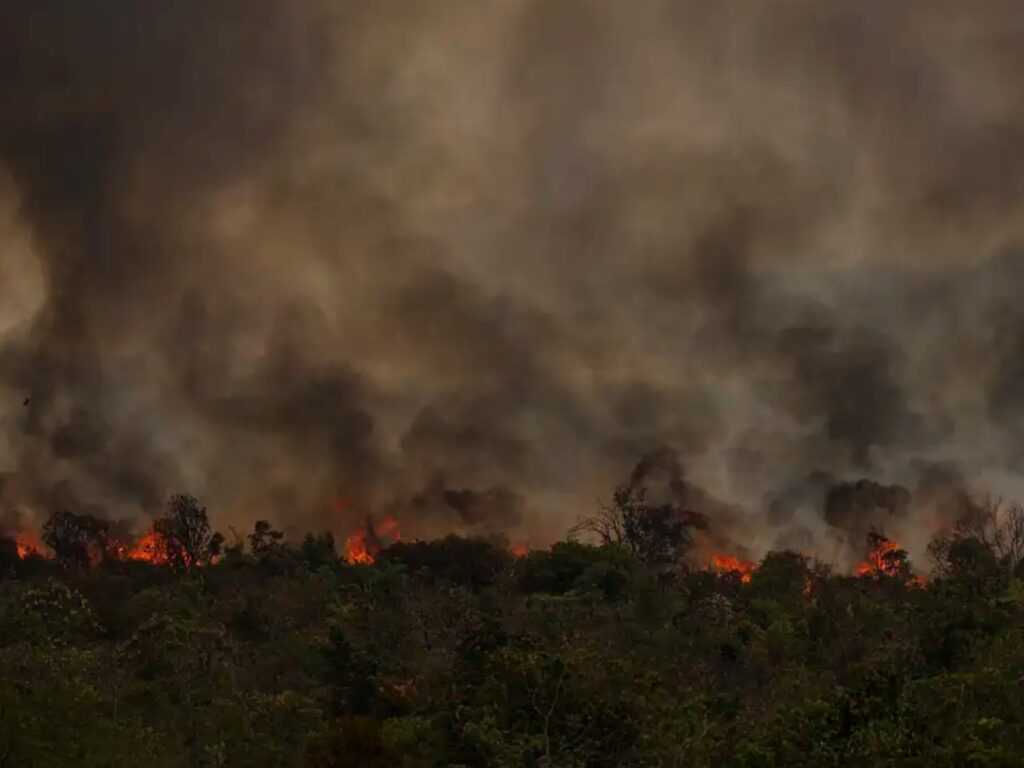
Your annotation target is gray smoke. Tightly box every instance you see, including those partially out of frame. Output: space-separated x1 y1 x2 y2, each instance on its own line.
2 2 1024 560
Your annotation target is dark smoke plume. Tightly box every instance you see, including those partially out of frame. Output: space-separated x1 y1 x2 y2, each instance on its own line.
3 2 1024 563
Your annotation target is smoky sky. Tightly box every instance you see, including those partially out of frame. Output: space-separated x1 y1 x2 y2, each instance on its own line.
3 1 1024 562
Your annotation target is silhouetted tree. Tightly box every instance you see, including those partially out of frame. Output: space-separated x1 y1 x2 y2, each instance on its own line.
249 519 284 556
571 480 706 568
42 510 108 569
153 494 223 571
929 495 1024 578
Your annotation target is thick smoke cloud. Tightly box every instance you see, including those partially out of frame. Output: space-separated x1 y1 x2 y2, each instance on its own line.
2 2 1024 562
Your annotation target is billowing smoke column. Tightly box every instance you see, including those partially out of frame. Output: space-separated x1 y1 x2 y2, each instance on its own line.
2 2 1024 568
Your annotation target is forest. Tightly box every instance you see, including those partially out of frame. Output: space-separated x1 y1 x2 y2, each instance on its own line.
3 480 1024 768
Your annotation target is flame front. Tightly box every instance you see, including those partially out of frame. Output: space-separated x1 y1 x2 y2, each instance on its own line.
345 527 375 565
345 515 401 565
127 530 169 564
710 553 756 583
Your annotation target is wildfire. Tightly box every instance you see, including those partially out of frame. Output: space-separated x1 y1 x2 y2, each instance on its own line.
710 553 756 583
15 531 41 559
856 537 902 577
128 530 169 564
345 515 401 565
856 534 926 586
511 543 529 559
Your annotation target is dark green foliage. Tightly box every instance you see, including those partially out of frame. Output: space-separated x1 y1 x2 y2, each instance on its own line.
6 506 1024 767
324 627 378 716
301 532 337 570
517 541 635 599
378 534 509 588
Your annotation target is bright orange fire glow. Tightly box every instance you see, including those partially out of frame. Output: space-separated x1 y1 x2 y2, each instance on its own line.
711 553 756 583
511 543 529 559
856 537 902 578
15 531 42 559
346 527 374 565
345 516 401 565
128 530 169 564
855 535 927 586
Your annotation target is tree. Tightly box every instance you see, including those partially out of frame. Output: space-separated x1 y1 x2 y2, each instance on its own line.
859 531 911 580
517 541 635 599
379 535 509 588
249 519 285 556
929 495 1024 578
301 532 337 570
324 627 378 717
571 480 706 568
42 510 108 569
153 494 223 571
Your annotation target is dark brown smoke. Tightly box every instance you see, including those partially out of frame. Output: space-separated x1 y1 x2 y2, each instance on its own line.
3 3 1024 562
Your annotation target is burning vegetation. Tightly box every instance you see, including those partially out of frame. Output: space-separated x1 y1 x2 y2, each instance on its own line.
2 471 1024 766
2 453 941 586
710 554 757 583
344 516 401 566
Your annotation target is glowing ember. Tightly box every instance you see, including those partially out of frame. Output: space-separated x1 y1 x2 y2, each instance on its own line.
345 516 401 565
711 553 756 583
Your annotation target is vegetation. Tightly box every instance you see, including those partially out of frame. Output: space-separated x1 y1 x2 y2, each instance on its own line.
3 492 1024 766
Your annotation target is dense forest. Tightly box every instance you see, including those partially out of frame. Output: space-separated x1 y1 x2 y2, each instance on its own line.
3 481 1024 767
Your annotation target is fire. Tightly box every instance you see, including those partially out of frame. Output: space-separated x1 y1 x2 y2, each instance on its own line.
128 530 169 564
15 531 42 559
856 536 903 578
856 534 926 585
711 553 756 583
511 543 529 559
346 527 374 565
345 515 401 565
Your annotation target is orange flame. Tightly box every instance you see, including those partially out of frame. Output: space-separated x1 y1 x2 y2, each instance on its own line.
855 535 926 585
128 530 169 564
856 537 902 578
511 543 529 559
711 553 756 583
345 516 400 565
15 531 42 559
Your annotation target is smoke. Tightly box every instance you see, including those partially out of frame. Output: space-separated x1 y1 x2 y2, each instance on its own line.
2 2 1024 560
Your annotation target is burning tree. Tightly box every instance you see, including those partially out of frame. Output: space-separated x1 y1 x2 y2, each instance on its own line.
153 494 224 571
857 531 912 580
